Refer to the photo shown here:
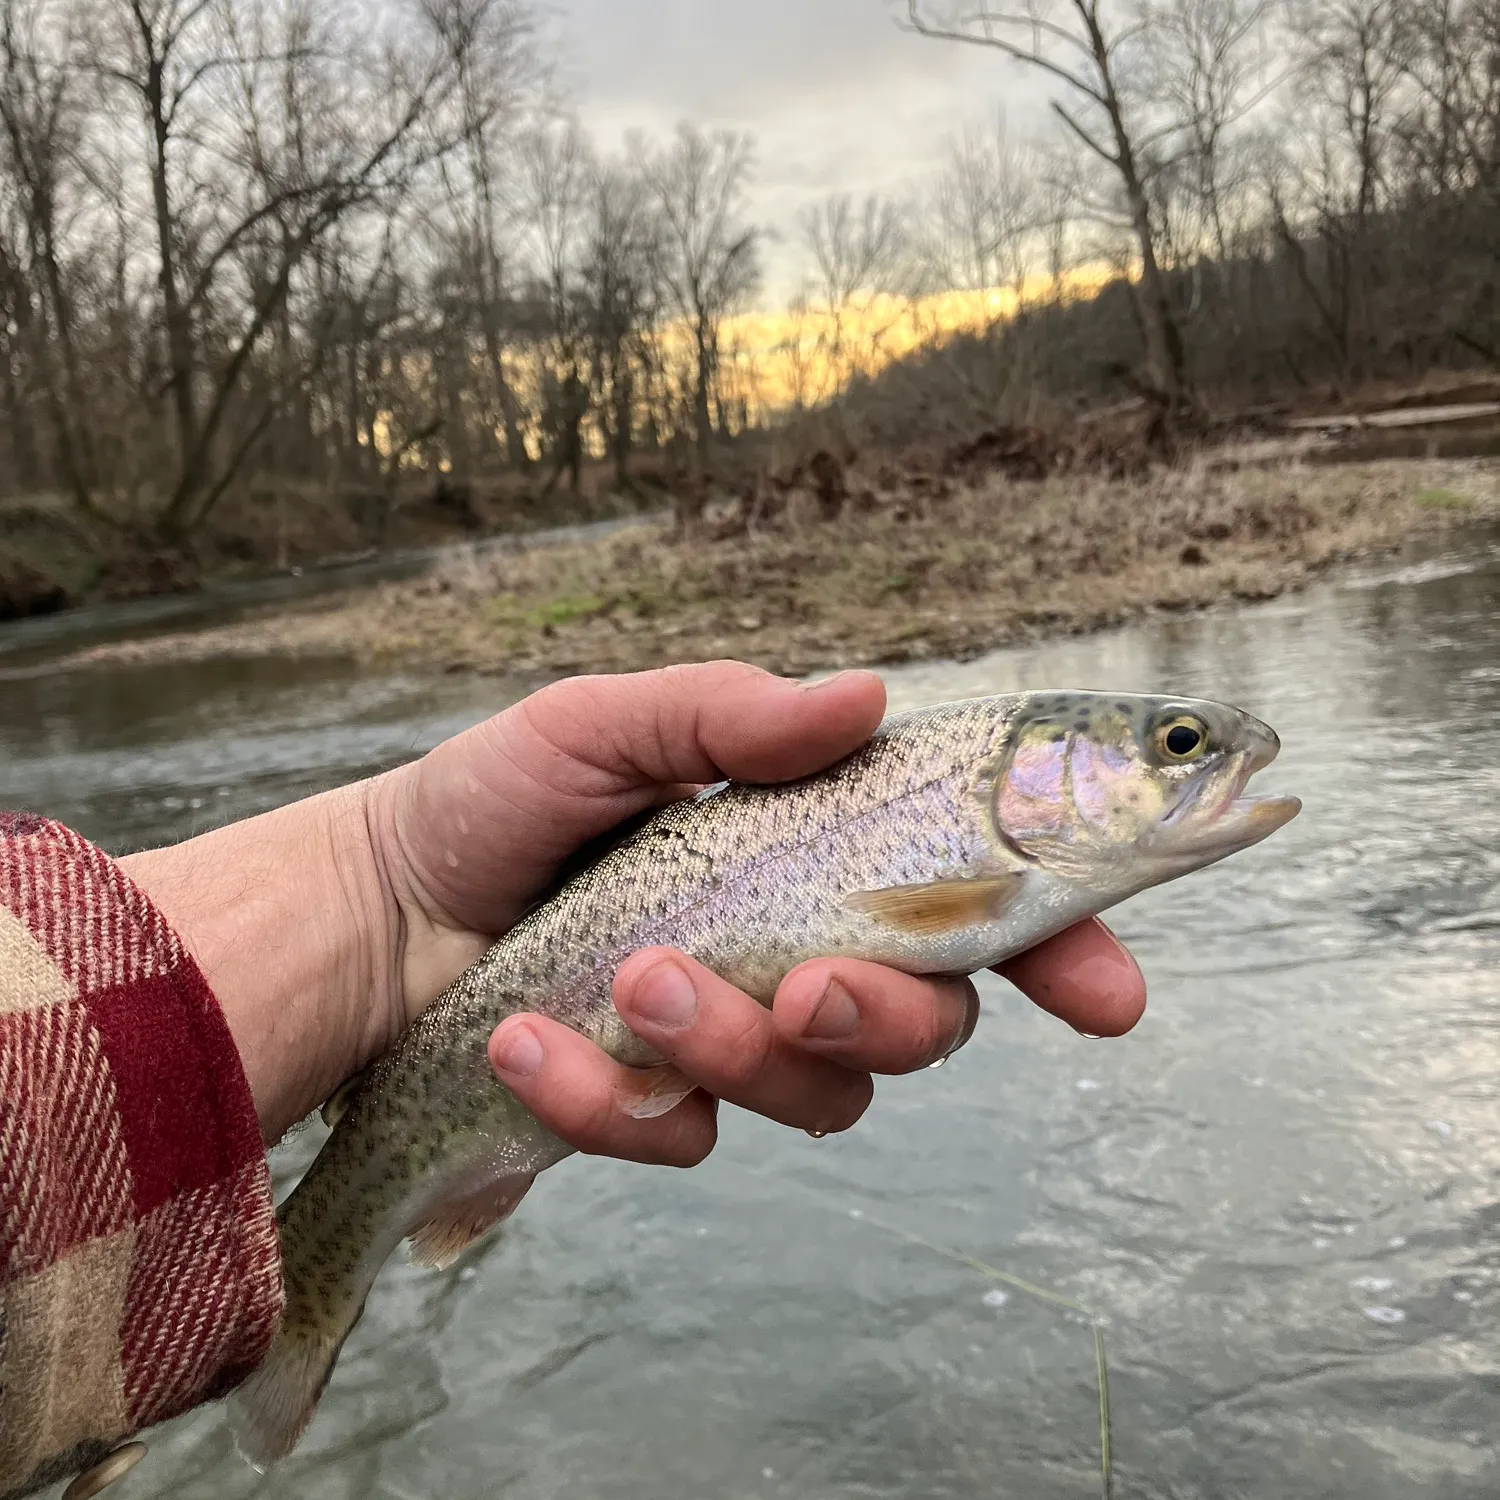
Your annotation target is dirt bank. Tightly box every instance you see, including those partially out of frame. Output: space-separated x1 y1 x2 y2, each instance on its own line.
57 458 1499 678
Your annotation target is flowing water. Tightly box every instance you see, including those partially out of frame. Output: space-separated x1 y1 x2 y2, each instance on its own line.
3 529 1498 1500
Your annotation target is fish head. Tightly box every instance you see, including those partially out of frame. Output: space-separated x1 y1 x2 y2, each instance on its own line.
989 690 1300 894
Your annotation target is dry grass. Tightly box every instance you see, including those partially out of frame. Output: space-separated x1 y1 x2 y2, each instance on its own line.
63 457 1500 677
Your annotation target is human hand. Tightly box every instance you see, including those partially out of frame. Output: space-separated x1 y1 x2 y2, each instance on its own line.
368 662 1147 1163
125 662 1146 1146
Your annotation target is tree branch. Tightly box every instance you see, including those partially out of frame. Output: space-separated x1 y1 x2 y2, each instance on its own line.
904 0 1107 104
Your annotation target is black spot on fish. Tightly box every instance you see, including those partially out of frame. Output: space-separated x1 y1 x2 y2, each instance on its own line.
1115 700 1133 715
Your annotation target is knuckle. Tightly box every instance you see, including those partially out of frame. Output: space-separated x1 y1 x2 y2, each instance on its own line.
712 1012 775 1093
568 1083 629 1156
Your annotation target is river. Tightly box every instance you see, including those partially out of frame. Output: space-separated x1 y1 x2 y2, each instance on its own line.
2 528 1498 1499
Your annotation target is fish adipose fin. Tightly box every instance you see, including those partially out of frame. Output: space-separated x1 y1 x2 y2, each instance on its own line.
407 1171 537 1270
842 873 1024 934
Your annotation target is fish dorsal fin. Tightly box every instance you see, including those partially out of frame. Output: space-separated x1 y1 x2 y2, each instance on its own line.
407 1172 537 1270
842 873 1024 934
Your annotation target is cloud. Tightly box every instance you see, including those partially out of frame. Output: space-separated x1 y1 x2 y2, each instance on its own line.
548 0 1055 296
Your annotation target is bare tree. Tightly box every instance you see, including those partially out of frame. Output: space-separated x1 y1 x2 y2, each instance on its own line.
579 158 664 488
1143 0 1283 260
518 120 591 492
906 0 1193 402
799 191 910 390
80 0 529 536
0 0 99 510
636 123 761 467
918 116 1045 312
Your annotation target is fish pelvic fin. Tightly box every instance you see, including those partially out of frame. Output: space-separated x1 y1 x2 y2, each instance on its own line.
407 1170 537 1270
620 1063 698 1121
842 872 1024 935
230 1315 347 1470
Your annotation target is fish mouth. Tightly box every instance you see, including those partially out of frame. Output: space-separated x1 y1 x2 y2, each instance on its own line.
1153 741 1301 857
1216 789 1303 843
1221 727 1301 839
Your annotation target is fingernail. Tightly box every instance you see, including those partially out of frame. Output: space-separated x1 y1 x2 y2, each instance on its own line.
801 979 859 1040
491 1021 543 1078
630 959 699 1028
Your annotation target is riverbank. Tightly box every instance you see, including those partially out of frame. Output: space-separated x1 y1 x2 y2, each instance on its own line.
0 465 653 621
53 458 1499 678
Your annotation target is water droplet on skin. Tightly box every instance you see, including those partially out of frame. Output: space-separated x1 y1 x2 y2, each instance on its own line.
806 1128 827 1139
982 1288 1010 1309
928 1054 947 1068
1079 1032 1102 1040
1363 1305 1406 1325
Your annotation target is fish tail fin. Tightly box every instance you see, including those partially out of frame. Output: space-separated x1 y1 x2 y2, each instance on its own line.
227 1147 392 1468
230 1313 349 1469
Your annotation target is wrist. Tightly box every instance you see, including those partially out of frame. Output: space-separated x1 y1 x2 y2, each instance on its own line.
120 782 400 1142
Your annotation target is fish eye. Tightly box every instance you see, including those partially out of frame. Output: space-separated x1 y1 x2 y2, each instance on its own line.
1154 715 1209 762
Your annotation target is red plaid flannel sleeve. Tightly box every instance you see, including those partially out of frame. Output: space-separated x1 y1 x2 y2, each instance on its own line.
0 813 283 1498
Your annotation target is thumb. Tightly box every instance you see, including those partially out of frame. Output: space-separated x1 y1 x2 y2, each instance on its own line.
379 661 886 936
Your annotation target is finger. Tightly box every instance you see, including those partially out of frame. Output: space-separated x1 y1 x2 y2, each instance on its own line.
771 960 980 1075
614 948 875 1136
488 1014 720 1167
515 661 887 791
994 917 1146 1037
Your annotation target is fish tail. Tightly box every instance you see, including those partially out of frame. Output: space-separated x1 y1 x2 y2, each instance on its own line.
230 1307 351 1469
228 1150 400 1467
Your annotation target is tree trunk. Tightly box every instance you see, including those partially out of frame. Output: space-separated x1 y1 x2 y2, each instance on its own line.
145 63 200 488
693 314 713 465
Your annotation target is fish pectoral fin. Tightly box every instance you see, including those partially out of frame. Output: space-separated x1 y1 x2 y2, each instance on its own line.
842 872 1025 934
407 1172 537 1270
621 1063 698 1121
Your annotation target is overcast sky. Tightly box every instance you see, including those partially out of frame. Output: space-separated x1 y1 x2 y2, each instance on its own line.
547 0 1054 299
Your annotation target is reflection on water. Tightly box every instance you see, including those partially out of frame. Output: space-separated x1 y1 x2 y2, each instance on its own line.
2 530 1498 1499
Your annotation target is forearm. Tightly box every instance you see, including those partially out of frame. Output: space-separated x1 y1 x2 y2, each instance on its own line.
121 782 396 1143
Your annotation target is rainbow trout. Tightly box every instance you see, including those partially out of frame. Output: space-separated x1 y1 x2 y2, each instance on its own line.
231 690 1300 1462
